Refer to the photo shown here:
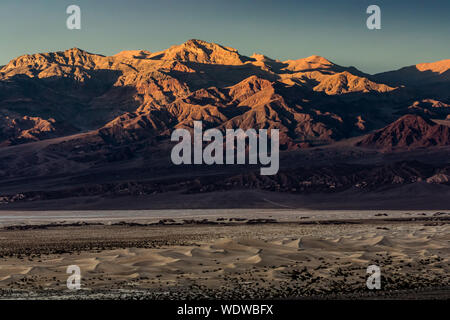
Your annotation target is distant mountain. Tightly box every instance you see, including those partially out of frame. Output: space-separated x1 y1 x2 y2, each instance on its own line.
357 114 450 149
373 59 450 99
1 41 450 208
374 59 450 86
0 115 77 147
147 39 249 65
0 39 448 152
0 39 403 150
398 98 450 119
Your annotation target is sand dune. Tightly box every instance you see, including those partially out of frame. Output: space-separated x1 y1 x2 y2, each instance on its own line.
0 221 448 299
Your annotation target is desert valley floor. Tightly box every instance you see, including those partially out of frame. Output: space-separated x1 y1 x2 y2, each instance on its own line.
0 209 448 300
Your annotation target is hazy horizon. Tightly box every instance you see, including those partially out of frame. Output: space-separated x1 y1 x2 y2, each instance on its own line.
1 0 449 74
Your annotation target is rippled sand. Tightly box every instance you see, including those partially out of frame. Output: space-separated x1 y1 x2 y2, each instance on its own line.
0 213 448 299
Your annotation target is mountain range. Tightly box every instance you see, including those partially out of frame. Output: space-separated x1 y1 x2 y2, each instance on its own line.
1 39 450 210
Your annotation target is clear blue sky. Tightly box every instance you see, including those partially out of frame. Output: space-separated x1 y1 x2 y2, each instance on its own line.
1 0 449 74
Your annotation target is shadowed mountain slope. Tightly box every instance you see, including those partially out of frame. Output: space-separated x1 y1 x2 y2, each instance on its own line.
357 114 450 149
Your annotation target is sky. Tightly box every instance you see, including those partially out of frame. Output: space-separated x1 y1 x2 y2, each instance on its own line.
0 0 449 74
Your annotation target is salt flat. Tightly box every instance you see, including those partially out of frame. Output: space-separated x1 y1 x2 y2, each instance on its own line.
0 209 445 226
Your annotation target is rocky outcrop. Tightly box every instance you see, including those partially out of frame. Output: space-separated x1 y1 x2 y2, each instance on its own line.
0 116 77 146
357 115 450 149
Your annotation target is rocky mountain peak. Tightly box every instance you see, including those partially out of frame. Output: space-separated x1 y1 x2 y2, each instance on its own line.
148 39 247 65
